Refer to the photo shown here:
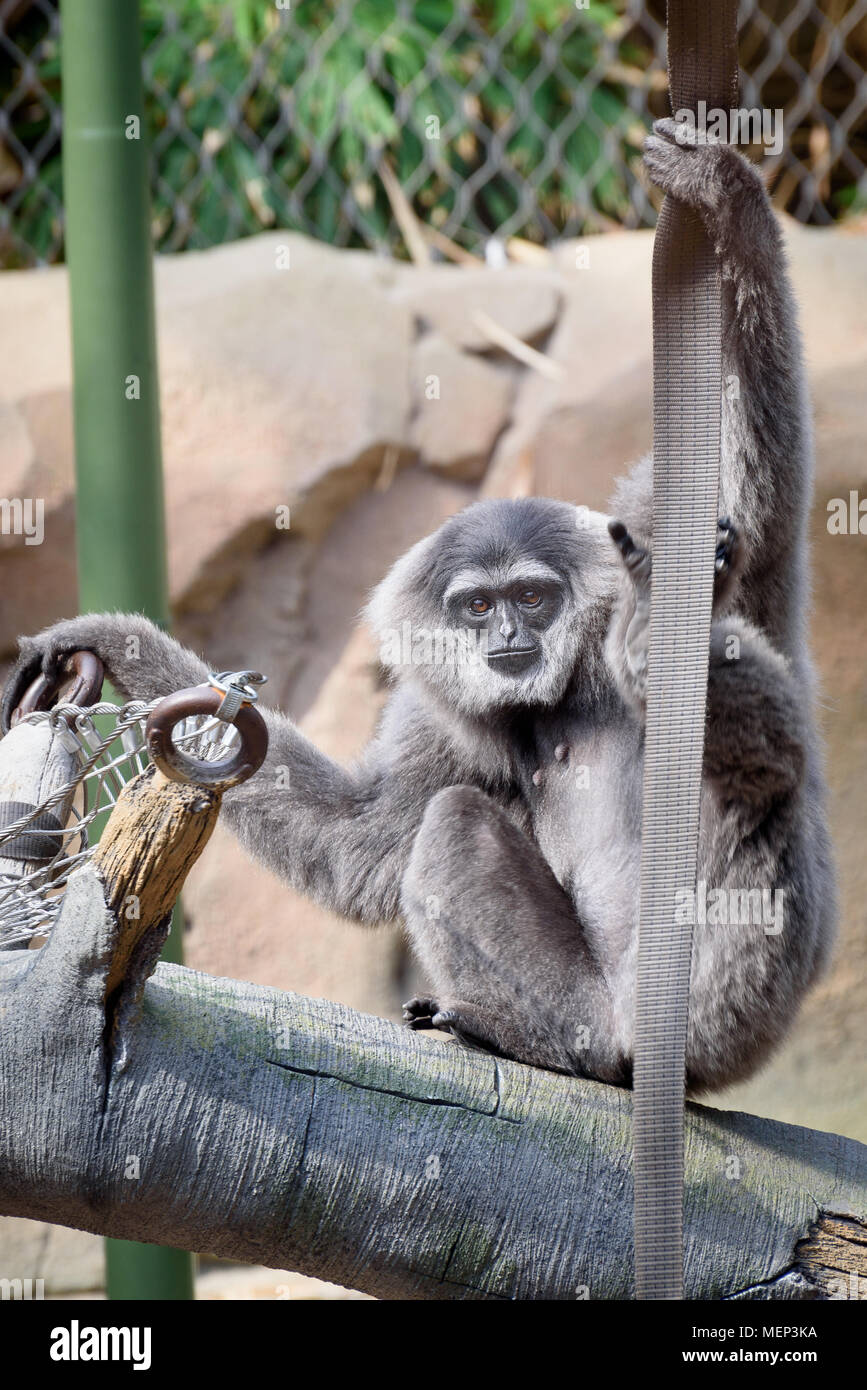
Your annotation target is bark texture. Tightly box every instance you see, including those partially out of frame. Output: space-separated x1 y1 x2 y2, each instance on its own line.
0 865 864 1300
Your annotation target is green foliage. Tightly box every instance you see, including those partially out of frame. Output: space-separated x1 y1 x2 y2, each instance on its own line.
3 0 862 268
4 0 650 263
136 0 651 254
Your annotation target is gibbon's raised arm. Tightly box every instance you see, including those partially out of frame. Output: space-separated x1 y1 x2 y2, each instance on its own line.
624 119 814 660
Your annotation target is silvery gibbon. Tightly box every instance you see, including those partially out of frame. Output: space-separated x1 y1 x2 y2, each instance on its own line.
2 121 834 1093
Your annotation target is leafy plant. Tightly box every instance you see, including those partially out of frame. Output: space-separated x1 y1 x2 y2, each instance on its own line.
1 0 650 263
3 0 862 266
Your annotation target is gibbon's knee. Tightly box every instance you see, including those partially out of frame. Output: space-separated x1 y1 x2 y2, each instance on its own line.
405 783 511 878
413 783 502 859
403 785 508 900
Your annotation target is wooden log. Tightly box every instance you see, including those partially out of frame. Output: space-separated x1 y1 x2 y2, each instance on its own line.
0 721 81 880
0 865 864 1301
0 719 84 952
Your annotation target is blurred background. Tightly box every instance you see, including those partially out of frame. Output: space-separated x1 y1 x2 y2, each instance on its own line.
0 0 865 1298
4 0 867 266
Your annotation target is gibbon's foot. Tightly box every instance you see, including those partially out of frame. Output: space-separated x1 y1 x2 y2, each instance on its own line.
608 520 651 695
607 519 651 588
608 517 740 603
606 515 741 700
715 516 740 579
402 996 439 1030
402 996 497 1052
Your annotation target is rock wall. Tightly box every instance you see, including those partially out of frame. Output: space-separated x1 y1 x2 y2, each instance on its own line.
0 224 865 1268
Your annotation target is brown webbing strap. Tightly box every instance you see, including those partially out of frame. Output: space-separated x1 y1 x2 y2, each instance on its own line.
633 1 740 1301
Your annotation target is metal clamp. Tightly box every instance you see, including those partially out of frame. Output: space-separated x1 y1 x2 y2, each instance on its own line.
207 669 267 723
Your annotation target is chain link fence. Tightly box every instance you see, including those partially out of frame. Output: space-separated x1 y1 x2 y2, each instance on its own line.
1 0 867 269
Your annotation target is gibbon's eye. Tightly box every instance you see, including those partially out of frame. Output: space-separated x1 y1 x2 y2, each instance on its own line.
520 589 543 607
468 596 492 616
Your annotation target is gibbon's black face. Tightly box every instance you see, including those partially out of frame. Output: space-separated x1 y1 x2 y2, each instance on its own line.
367 497 619 718
443 566 565 681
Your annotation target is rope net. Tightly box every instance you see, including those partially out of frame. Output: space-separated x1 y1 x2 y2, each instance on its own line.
0 700 240 948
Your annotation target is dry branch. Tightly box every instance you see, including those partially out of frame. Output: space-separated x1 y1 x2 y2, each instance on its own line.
470 308 566 380
92 763 221 999
377 157 431 266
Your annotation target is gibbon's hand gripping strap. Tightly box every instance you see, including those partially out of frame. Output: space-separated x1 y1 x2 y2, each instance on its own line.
633 0 740 1301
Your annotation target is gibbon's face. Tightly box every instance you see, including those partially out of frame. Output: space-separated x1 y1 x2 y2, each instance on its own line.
442 560 565 684
367 497 618 719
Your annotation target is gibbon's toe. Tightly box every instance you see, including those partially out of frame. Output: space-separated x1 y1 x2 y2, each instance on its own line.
402 996 438 1029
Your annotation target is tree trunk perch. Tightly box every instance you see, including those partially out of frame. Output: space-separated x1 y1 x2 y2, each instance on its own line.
0 865 864 1301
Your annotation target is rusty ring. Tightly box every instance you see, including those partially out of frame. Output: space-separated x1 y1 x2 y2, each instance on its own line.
12 651 105 726
145 685 268 790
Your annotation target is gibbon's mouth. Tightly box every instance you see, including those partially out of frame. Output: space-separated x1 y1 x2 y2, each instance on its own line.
485 646 538 672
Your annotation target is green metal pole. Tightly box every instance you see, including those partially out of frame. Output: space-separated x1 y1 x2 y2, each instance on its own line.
61 0 194 1301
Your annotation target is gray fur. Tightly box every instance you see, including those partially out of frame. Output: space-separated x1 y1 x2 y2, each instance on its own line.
2 123 834 1094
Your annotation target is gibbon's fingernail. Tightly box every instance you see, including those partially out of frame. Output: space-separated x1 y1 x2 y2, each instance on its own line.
532 769 543 786
555 743 569 762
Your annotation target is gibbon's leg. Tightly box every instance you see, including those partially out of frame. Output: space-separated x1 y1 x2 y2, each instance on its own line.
606 523 805 807
605 516 741 708
400 785 624 1082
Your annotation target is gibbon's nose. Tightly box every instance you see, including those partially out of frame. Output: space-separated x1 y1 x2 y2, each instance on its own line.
499 609 517 641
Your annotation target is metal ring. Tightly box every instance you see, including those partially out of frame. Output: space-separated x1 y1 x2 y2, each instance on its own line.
13 651 105 726
145 685 268 790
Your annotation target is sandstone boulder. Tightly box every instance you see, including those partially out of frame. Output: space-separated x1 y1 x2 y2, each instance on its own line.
387 263 560 352
410 332 514 480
